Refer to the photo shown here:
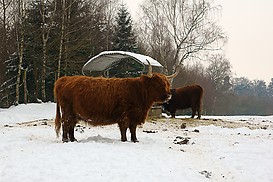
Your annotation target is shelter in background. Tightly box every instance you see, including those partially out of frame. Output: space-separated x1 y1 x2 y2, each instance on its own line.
82 51 163 78
82 51 164 118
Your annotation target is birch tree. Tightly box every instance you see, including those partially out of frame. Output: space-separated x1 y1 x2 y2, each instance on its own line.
56 0 65 80
15 0 26 105
40 0 56 101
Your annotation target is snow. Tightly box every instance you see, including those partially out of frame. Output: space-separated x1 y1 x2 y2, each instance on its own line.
1 103 273 182
93 51 163 67
0 103 55 124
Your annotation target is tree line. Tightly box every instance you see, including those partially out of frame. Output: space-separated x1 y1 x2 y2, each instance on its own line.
174 56 273 115
0 0 272 115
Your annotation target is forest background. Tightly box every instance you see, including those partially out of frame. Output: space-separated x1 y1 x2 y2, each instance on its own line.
0 0 272 115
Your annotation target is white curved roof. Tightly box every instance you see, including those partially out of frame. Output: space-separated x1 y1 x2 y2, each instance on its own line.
82 51 163 74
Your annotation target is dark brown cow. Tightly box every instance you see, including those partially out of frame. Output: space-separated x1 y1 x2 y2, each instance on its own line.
54 65 176 142
162 85 203 119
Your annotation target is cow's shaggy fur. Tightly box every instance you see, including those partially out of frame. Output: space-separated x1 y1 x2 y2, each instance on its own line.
54 73 172 142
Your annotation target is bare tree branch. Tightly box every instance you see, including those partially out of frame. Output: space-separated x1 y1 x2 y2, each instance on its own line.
138 0 227 74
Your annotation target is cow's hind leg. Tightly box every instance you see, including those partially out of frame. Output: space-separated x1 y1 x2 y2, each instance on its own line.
129 124 139 143
62 118 70 142
197 107 201 119
62 116 77 142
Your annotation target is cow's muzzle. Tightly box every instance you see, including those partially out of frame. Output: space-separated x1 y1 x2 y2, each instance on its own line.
162 93 172 102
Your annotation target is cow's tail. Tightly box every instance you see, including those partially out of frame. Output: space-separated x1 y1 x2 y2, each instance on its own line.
55 101 62 138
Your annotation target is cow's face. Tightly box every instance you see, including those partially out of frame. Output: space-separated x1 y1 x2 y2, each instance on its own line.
142 73 172 103
162 102 170 111
157 75 172 102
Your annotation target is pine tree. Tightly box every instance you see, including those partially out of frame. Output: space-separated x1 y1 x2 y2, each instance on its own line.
112 4 138 52
267 78 273 97
0 53 19 106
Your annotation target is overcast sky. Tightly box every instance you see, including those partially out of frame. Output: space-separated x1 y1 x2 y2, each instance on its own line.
124 0 273 84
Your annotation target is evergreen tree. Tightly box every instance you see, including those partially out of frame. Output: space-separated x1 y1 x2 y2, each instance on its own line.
112 4 138 52
267 78 273 97
0 53 18 106
24 0 44 102
233 77 254 96
253 80 267 98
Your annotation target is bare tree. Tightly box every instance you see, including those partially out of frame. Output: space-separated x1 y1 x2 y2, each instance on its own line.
206 54 232 91
139 0 227 74
40 0 57 101
206 54 232 114
100 0 118 50
137 1 175 73
56 0 65 80
14 0 26 105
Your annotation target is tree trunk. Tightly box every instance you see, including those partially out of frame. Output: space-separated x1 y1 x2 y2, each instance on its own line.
33 59 38 102
15 0 25 105
39 0 57 101
23 68 27 104
57 0 66 79
0 0 9 106
41 37 47 101
41 0 47 101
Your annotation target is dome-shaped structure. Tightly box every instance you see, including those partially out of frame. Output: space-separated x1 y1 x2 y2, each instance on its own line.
82 51 163 78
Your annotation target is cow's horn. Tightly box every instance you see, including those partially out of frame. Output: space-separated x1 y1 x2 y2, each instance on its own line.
166 66 181 79
146 59 152 77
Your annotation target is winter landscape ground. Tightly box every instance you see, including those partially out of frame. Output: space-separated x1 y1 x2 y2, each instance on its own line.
0 103 273 182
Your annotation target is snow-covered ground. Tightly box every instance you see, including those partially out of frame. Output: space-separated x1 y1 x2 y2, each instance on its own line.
0 103 273 182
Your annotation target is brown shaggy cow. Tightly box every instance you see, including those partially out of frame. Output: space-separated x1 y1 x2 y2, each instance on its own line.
162 85 203 119
54 65 176 142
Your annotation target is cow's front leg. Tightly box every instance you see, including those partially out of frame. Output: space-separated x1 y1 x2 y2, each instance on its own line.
118 124 128 142
69 125 77 142
129 124 139 143
170 107 176 118
191 108 197 118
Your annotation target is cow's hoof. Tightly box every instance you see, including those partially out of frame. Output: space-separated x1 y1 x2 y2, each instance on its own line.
62 138 70 143
70 138 78 142
132 139 139 143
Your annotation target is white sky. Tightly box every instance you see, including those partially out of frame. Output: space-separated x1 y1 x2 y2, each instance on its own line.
123 0 273 83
